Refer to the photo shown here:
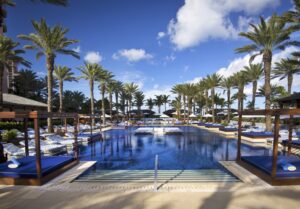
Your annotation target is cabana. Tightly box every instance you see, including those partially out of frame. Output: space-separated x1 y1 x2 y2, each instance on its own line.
236 109 300 185
0 111 79 186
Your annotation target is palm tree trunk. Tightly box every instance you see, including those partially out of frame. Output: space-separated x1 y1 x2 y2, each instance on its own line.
128 99 132 118
101 85 106 125
227 88 231 123
252 81 257 110
205 90 208 114
46 54 54 133
109 92 112 120
211 88 215 123
164 103 167 112
89 80 95 126
0 5 4 36
263 53 272 131
115 92 119 122
178 94 181 120
287 73 293 95
0 65 3 111
183 96 186 122
59 80 63 113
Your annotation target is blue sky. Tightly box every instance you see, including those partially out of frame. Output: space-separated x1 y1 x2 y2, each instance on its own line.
7 0 298 110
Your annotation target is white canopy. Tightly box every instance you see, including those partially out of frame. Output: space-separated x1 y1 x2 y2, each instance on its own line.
203 114 213 118
233 115 266 119
189 113 197 118
101 114 111 118
280 114 300 119
160 114 170 118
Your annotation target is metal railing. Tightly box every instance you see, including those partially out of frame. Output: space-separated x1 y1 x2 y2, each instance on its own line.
154 154 158 191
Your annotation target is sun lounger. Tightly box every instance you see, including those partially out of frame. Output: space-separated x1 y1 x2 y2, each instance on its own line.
3 143 25 157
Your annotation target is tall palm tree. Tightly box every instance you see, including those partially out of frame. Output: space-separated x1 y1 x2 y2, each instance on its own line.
243 63 263 109
146 98 154 111
154 95 164 114
171 97 181 118
78 63 101 126
106 80 119 119
273 58 300 95
236 14 295 131
134 91 144 116
98 69 114 125
0 36 30 110
206 73 223 123
171 84 184 119
198 79 209 115
19 18 79 132
54 65 77 113
232 71 249 112
221 76 234 122
123 82 139 117
113 81 123 117
162 95 170 112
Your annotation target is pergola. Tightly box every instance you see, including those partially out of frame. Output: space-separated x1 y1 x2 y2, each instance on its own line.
236 108 300 185
0 111 79 185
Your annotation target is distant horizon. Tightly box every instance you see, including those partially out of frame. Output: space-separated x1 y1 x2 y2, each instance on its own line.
7 0 299 113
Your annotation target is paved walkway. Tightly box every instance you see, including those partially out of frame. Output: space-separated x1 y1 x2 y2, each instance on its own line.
1 161 300 209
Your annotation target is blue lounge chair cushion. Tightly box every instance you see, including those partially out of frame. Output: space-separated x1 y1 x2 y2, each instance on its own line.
0 156 75 178
241 156 300 178
281 140 300 147
219 127 237 132
242 132 274 138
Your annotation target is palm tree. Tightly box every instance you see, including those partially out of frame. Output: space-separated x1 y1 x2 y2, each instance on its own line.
146 98 154 111
236 14 295 131
19 19 79 132
123 82 139 117
54 65 77 113
154 95 164 114
98 69 114 125
171 84 184 119
0 36 30 110
106 80 119 119
243 63 263 109
232 71 249 112
113 81 123 118
134 91 144 116
272 58 300 95
162 95 170 112
78 63 101 126
258 84 288 108
206 73 223 122
197 79 209 115
221 76 234 122
171 97 181 118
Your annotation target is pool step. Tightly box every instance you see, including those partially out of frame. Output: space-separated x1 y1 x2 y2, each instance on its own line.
75 169 239 182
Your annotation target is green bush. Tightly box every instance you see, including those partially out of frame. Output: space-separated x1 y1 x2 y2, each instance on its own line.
2 129 18 142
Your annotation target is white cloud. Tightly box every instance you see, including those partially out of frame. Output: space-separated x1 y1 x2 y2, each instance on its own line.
84 51 102 64
185 76 202 84
116 71 147 89
184 65 189 72
164 54 176 62
112 48 153 62
73 46 81 53
167 0 280 49
157 32 166 39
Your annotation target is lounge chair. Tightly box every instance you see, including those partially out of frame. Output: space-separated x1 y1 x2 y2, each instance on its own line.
19 140 67 155
3 143 25 157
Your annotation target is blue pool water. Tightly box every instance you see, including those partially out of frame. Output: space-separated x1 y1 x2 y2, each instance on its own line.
78 126 271 170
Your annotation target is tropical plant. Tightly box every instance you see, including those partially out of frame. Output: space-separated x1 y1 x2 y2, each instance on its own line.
232 71 249 112
98 69 114 125
106 80 118 119
162 95 170 112
78 63 101 125
134 91 144 116
154 95 164 114
19 18 79 132
206 73 223 122
113 81 123 118
123 82 139 117
236 14 296 131
171 84 184 119
63 90 87 112
13 69 39 98
258 84 288 108
54 65 77 112
272 58 300 95
171 97 181 118
0 36 30 110
146 98 154 111
221 76 234 122
243 63 263 109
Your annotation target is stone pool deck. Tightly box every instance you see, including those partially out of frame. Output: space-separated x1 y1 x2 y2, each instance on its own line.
1 161 300 209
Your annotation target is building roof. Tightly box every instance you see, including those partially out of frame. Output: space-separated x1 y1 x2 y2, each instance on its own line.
276 93 300 104
3 93 47 108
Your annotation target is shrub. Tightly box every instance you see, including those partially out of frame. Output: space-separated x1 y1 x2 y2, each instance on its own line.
2 129 18 142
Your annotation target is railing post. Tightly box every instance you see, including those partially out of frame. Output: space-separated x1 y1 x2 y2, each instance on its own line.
154 154 158 191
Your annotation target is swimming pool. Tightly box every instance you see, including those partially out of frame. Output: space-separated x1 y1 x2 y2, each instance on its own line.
78 126 271 170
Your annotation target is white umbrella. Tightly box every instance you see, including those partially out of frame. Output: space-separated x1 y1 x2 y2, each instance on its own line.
189 113 197 118
160 114 170 118
101 114 111 118
203 113 213 118
233 115 267 119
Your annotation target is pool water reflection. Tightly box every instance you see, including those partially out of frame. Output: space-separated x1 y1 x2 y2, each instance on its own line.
78 126 271 170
